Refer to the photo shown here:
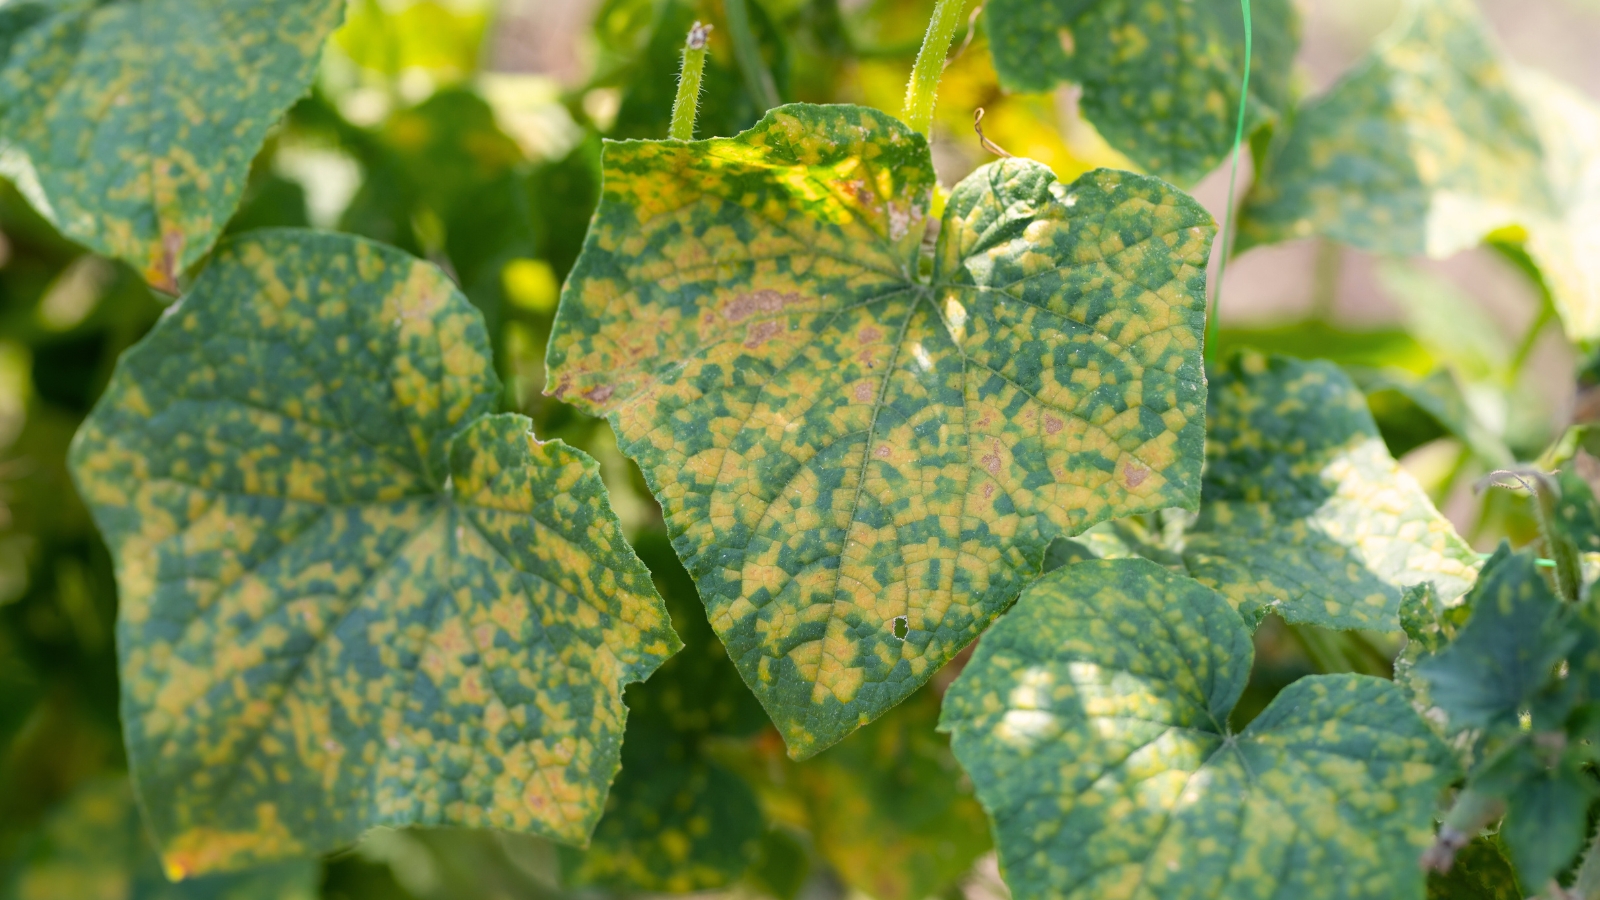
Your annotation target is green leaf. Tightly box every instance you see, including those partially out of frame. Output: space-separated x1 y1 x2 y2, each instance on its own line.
1183 353 1479 630
68 230 680 875
1 776 319 900
0 0 345 288
1416 546 1568 731
1374 262 1510 382
788 687 991 900
984 0 1300 186
1239 0 1546 258
1554 467 1600 558
547 103 1214 757
1349 366 1512 467
1506 66 1600 350
564 531 767 892
1426 836 1520 900
1499 753 1596 893
564 723 764 893
941 558 1457 900
1238 0 1600 349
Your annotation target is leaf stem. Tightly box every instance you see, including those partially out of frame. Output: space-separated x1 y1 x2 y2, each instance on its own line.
901 0 967 139
1509 300 1554 380
723 0 780 113
1204 0 1253 366
669 22 712 141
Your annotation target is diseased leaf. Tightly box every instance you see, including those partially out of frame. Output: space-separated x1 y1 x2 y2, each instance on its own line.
566 724 764 893
0 0 345 288
1239 0 1545 258
547 103 1214 757
1416 546 1568 731
68 230 680 875
1182 353 1478 631
984 0 1299 186
941 558 1457 900
565 531 767 892
1426 836 1520 900
787 688 990 900
1507 66 1600 349
1238 0 1600 349
0 776 318 900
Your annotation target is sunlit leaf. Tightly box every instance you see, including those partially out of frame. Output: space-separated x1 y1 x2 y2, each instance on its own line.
1506 66 1600 350
547 103 1214 757
1239 0 1600 349
984 0 1300 186
1183 352 1479 631
68 230 680 875
941 558 1456 900
0 0 345 288
0 776 318 900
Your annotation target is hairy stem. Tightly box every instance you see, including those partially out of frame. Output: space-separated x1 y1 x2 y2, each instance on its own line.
901 0 966 139
724 0 780 112
669 22 713 141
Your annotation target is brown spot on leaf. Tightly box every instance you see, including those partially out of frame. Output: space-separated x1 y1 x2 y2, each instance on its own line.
875 445 891 458
744 320 785 348
585 384 615 403
981 443 1002 476
722 289 802 323
859 326 881 343
1123 460 1148 488
854 381 874 402
1044 415 1064 435
983 483 995 498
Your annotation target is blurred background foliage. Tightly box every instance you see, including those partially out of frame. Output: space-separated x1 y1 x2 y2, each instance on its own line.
2 0 1598 897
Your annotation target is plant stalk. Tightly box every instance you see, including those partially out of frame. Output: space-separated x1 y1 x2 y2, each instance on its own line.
669 22 713 141
723 0 780 113
901 0 967 139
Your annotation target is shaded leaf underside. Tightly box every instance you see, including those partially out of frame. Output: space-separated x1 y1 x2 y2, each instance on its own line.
547 103 1214 757
69 230 678 875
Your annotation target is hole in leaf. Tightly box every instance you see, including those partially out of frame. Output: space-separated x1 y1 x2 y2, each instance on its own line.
892 616 908 640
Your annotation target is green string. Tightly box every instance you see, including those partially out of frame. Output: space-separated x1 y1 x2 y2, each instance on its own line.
1476 553 1558 569
1205 0 1252 365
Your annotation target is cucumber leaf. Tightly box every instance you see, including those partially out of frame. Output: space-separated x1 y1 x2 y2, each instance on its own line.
68 230 680 875
564 531 767 892
1415 546 1568 732
1239 0 1600 349
941 558 1457 900
984 0 1300 186
1 776 318 900
1183 352 1479 631
547 103 1214 757
0 0 345 289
